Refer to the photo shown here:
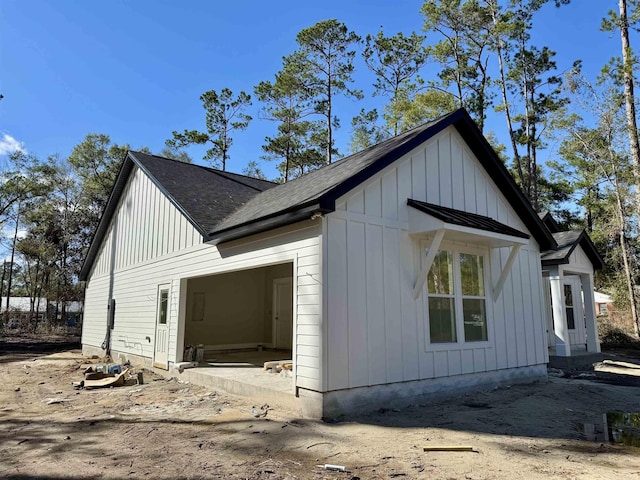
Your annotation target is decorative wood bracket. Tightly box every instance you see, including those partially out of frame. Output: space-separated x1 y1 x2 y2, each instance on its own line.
492 244 521 302
413 229 445 300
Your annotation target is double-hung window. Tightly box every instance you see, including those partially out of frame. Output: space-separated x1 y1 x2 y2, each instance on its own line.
426 245 489 344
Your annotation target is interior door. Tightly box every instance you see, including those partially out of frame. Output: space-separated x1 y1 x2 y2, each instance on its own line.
154 284 170 369
272 278 293 350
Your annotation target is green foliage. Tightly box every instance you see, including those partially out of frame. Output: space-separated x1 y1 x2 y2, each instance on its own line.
421 0 495 131
0 151 57 226
68 133 127 215
255 61 325 181
167 88 251 170
159 146 192 163
350 109 390 152
391 89 458 131
290 19 362 164
363 30 428 136
242 161 268 180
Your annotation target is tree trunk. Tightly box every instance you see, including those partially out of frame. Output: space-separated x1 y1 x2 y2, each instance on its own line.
5 204 20 313
490 3 524 184
615 187 640 337
619 0 640 223
616 0 640 336
327 73 333 164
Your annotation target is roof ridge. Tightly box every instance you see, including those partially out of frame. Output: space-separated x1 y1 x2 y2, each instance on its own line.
211 169 275 192
129 150 276 191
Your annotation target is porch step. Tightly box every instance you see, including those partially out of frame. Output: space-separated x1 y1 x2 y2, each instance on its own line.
548 353 604 369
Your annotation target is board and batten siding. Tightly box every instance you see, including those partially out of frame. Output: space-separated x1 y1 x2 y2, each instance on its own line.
324 126 547 391
82 166 323 391
566 245 593 274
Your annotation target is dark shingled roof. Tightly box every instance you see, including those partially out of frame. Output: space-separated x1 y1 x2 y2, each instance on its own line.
79 152 276 280
131 151 276 235
210 108 556 250
538 211 560 233
211 114 448 236
541 230 604 270
80 108 558 280
407 199 530 239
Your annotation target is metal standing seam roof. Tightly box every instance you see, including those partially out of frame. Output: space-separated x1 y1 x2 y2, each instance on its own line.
407 199 530 239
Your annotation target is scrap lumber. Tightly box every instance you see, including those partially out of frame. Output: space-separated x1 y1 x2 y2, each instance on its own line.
83 369 128 389
423 446 476 452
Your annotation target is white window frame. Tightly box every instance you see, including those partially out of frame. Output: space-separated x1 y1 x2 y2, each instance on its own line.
421 239 494 350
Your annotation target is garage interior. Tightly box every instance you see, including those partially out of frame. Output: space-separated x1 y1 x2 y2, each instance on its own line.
182 262 294 385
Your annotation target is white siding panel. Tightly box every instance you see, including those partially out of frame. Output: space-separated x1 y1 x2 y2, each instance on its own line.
474 163 488 216
323 125 547 391
347 190 365 214
461 349 474 374
327 217 349 390
84 166 323 391
365 179 382 217
434 350 448 377
397 160 412 222
412 148 427 202
382 170 398 220
366 224 386 385
473 348 487 373
425 142 439 204
384 227 403 383
447 350 462 376
451 135 465 210
347 221 369 387
438 134 453 207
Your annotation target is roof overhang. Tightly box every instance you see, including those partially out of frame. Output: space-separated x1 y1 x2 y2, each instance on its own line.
209 202 330 245
407 199 530 248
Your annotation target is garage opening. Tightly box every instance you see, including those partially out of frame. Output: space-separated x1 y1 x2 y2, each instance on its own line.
182 262 294 375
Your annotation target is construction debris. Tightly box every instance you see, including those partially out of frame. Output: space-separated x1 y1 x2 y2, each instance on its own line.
423 446 477 452
75 365 142 390
317 464 346 472
263 360 293 373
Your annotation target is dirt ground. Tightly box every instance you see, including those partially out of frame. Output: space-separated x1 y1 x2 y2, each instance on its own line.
2 336 640 479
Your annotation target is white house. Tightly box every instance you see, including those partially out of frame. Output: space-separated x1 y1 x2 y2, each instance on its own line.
80 109 602 418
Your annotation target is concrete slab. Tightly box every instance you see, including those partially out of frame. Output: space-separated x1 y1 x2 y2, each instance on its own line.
548 352 604 369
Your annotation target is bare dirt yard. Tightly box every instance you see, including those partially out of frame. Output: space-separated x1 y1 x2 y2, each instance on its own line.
2 336 640 480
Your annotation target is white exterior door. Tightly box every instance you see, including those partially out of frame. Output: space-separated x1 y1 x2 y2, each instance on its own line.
542 277 555 348
154 284 170 369
272 278 293 350
564 277 585 347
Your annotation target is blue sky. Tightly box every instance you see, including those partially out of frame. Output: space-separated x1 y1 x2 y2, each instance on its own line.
0 0 623 180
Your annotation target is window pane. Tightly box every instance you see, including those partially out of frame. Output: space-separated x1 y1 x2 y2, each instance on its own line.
427 251 453 295
460 253 484 296
463 299 487 341
564 284 573 306
429 297 456 343
566 307 575 329
159 290 168 325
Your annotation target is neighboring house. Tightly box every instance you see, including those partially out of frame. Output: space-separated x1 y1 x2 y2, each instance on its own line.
80 108 602 418
2 297 83 327
594 291 613 316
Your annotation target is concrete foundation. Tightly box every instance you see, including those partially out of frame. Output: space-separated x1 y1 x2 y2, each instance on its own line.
82 344 154 369
316 364 548 419
81 343 547 420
